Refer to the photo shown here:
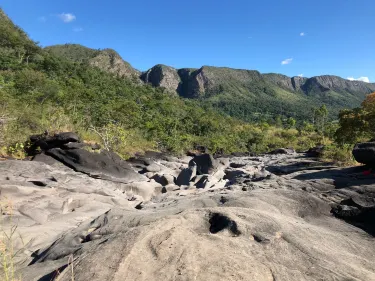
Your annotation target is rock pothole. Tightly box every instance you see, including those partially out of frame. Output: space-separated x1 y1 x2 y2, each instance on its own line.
209 213 241 236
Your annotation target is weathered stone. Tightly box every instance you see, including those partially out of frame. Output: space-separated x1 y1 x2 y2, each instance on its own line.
189 154 218 175
46 148 147 183
353 142 375 166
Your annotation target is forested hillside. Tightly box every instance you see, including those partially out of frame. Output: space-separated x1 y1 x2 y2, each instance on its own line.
0 8 326 158
141 65 375 121
0 8 371 162
45 44 375 123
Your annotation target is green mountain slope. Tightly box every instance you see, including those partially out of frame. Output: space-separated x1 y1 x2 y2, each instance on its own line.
0 8 263 155
141 66 375 121
1 7 374 158
45 44 141 81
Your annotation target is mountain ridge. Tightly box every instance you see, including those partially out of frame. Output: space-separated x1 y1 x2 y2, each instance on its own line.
45 44 141 82
2 4 374 122
139 63 375 120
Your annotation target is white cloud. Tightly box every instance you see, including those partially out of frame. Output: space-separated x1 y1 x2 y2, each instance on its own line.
281 58 293 65
298 74 304 77
300 32 305 36
38 16 47 23
58 13 76 23
347 77 370 83
73 27 83 32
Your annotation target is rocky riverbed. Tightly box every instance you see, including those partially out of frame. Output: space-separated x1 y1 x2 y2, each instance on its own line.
1 134 375 281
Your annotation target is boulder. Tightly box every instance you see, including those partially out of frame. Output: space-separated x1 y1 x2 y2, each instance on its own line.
118 181 163 201
27 132 80 155
151 174 175 186
145 163 162 173
189 154 218 175
306 145 325 157
45 148 147 183
332 197 375 235
176 162 197 186
32 152 62 166
352 142 375 166
224 168 250 181
194 174 221 189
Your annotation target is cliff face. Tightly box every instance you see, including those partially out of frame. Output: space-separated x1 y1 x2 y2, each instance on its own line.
45 45 140 81
140 64 374 120
263 73 298 92
46 43 375 120
142 65 375 98
140 64 181 92
89 49 140 80
301 75 375 95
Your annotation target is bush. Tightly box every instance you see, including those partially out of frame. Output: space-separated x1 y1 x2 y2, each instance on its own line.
321 144 357 166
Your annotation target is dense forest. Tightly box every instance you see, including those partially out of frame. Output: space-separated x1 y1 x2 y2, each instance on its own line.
0 8 372 164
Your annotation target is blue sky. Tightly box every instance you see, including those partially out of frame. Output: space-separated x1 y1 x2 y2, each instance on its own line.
1 0 374 82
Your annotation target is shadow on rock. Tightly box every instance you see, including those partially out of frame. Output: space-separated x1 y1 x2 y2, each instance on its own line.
332 196 375 236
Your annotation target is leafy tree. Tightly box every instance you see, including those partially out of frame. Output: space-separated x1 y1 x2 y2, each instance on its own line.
335 93 375 144
286 117 296 128
314 105 328 133
275 115 283 128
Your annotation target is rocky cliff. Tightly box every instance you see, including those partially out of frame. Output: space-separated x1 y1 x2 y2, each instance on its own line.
140 65 375 120
140 64 181 92
45 44 141 81
141 65 375 98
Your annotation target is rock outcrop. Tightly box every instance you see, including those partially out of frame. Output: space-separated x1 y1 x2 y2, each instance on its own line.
352 142 375 166
45 44 141 81
140 64 181 93
142 64 375 100
29 132 146 183
2 147 375 280
89 49 140 81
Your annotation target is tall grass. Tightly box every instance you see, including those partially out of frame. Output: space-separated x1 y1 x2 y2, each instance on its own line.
0 199 21 281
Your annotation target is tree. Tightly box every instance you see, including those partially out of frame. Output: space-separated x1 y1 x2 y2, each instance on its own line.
314 105 328 133
286 117 296 128
275 115 283 128
362 92 375 112
334 92 375 144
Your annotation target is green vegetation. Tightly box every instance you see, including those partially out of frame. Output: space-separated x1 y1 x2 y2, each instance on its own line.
178 68 375 123
44 44 100 62
335 92 375 144
0 8 370 166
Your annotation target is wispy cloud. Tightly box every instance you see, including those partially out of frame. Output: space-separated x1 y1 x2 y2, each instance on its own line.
347 77 370 83
281 58 293 65
298 74 304 77
58 13 76 23
38 16 47 23
300 32 305 36
73 27 83 32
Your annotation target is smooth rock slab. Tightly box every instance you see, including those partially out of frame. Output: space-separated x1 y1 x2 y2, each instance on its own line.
46 148 147 183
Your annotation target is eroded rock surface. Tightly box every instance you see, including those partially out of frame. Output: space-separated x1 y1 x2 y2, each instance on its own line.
1 152 375 281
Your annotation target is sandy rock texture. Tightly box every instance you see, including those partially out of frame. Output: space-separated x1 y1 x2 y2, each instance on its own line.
1 152 375 281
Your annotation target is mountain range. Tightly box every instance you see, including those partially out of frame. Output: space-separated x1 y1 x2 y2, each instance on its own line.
45 44 375 121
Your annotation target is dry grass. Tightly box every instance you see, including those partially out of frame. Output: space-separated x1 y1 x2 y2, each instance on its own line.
0 198 22 281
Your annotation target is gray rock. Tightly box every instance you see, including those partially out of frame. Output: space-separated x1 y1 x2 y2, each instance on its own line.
306 145 325 157
46 148 147 183
151 174 175 186
145 163 161 173
189 154 218 175
176 162 197 186
4 150 375 281
352 142 375 166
